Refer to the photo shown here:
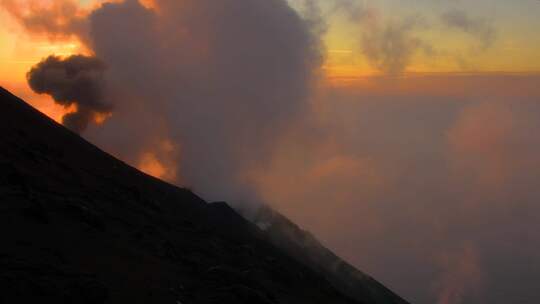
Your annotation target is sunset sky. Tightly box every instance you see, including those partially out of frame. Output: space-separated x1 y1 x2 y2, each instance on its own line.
1 1 540 304
324 0 540 72
2 0 540 100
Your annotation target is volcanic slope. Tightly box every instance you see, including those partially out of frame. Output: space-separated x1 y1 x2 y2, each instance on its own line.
0 87 407 304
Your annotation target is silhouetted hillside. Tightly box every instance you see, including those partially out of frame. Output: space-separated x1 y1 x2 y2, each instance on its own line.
0 87 408 304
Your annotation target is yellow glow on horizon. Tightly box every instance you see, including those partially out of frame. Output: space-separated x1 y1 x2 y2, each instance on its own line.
322 7 540 80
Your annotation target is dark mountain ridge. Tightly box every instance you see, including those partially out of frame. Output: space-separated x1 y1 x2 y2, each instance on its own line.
0 86 409 304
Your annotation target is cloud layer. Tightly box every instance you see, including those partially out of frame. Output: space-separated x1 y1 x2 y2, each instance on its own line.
254 74 540 304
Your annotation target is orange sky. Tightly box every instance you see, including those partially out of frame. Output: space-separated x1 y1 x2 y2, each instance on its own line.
2 0 540 87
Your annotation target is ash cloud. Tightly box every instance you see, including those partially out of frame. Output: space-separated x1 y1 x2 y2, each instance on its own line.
27 55 111 133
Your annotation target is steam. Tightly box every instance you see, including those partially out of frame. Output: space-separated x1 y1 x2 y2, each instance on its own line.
27 55 111 133
9 0 322 204
82 0 322 206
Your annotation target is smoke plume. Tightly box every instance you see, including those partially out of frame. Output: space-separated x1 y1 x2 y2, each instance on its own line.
361 15 433 75
0 0 86 39
326 1 433 75
27 55 111 133
441 9 496 50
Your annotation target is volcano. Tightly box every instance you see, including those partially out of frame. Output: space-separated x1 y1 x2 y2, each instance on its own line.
0 87 409 304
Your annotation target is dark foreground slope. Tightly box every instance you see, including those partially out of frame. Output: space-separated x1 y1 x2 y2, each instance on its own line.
0 87 408 304
0 87 358 303
254 207 409 304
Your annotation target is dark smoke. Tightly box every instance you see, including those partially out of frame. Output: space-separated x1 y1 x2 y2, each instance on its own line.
27 55 111 133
